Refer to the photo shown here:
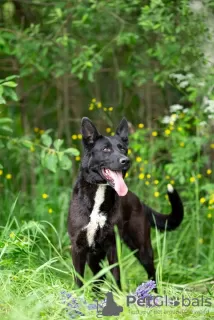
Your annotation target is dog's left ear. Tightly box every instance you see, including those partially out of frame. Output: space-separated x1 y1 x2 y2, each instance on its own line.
116 117 129 144
81 117 101 146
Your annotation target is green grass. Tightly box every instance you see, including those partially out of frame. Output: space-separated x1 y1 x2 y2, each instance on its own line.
0 177 213 320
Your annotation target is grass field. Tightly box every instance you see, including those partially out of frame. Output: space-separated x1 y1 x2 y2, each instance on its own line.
0 172 213 320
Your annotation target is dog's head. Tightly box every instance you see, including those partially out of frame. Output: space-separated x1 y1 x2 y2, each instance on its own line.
80 117 130 196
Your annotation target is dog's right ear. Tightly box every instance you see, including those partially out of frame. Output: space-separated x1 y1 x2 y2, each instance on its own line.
81 117 100 146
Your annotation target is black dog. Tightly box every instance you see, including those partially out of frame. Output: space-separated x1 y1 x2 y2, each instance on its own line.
68 117 183 289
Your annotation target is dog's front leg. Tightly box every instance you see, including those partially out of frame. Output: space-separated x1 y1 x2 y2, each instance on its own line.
71 247 87 288
107 246 121 289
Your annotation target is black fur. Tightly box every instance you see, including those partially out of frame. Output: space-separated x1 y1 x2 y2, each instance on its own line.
68 117 184 289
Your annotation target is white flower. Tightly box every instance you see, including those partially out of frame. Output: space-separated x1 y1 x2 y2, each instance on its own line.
204 99 214 114
169 104 183 113
162 114 178 124
183 108 189 113
169 73 186 81
162 116 171 124
179 80 189 88
208 114 214 119
199 121 206 126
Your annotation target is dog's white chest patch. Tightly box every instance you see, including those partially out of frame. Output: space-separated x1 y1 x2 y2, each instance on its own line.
84 185 107 247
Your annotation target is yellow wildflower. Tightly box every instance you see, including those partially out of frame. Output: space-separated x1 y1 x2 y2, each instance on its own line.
199 238 204 244
154 180 159 185
180 142 185 147
165 175 170 180
210 143 214 149
177 127 183 132
207 169 212 175
78 134 82 139
152 131 158 137
209 199 214 205
199 197 206 204
146 174 151 179
139 173 145 180
111 132 115 136
170 180 175 185
48 208 53 214
140 167 144 172
75 156 81 161
72 135 77 140
165 129 171 135
6 174 12 180
128 149 132 155
39 129 44 135
106 128 111 133
34 127 39 133
145 181 150 186
89 104 94 111
108 107 113 112
154 191 160 198
197 174 202 179
9 232 15 239
92 98 96 103
104 107 107 111
138 123 144 129
97 102 102 108
0 170 3 176
42 193 48 199
207 213 212 219
125 172 129 178
190 177 195 183
136 157 142 163
30 146 35 152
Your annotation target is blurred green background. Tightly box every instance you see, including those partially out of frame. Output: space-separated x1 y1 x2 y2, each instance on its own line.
0 1 214 319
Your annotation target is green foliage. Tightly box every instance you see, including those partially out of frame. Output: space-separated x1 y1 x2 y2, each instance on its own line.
0 76 79 173
0 75 18 104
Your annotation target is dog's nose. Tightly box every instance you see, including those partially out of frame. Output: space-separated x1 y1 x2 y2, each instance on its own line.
119 157 130 165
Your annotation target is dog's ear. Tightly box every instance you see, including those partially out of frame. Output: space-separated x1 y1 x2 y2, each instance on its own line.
81 117 100 146
116 117 129 144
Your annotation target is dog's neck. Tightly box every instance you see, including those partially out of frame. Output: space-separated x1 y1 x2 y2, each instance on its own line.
77 171 118 214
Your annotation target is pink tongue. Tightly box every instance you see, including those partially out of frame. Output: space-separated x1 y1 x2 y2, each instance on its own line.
107 170 128 196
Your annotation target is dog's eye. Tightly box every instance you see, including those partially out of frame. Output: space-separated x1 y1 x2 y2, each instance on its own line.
120 147 126 153
103 147 111 152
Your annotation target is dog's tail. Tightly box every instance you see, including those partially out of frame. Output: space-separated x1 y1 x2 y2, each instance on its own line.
144 184 184 231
